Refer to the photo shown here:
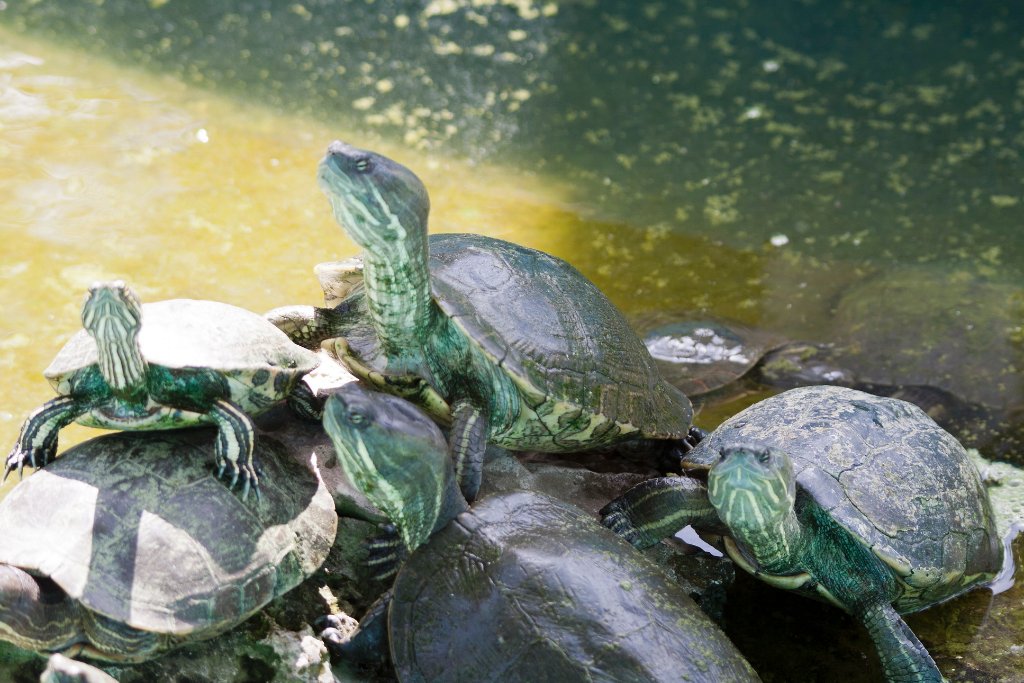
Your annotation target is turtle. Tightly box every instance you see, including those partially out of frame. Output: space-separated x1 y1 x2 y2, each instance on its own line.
4 281 319 497
0 428 337 662
289 141 694 501
600 385 1004 683
316 384 760 682
630 314 854 400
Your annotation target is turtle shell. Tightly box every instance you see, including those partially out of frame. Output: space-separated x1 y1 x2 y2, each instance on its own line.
389 490 758 682
45 299 318 393
631 316 789 397
0 429 336 653
427 234 692 439
689 385 1003 612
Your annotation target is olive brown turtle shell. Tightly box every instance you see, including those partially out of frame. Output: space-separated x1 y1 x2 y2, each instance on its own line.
0 429 336 651
428 234 693 439
389 489 759 682
687 386 1002 612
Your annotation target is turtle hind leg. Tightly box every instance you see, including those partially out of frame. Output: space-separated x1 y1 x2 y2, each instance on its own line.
318 592 392 669
859 601 942 682
287 380 323 421
265 304 353 349
4 396 89 482
208 399 259 501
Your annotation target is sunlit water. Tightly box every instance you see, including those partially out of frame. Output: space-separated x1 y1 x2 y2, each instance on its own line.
1 1 1023 680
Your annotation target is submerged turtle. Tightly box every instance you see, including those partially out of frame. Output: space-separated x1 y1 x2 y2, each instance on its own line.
317 384 759 682
828 266 1024 460
5 281 319 496
0 428 336 662
279 141 693 501
601 385 1003 682
631 314 852 400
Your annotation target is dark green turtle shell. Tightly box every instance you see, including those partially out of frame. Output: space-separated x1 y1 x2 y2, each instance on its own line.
428 234 692 439
389 490 758 682
0 430 336 656
687 385 1003 613
630 315 789 397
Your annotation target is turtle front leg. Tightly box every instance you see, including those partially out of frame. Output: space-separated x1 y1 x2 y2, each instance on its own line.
599 476 721 549
858 602 943 683
4 396 90 481
323 337 452 424
208 399 259 500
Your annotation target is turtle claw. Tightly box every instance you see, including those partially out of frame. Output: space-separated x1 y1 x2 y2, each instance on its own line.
598 506 644 548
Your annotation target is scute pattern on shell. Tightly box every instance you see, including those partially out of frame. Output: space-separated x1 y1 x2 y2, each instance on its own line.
0 430 336 638
428 234 692 439
389 490 758 682
692 385 1002 612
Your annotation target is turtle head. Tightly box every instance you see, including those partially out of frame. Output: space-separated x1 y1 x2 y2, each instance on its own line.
318 141 430 254
81 281 147 394
323 384 455 553
708 444 796 534
81 281 143 339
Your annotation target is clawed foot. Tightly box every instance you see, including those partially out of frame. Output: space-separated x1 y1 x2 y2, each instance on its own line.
598 503 645 548
3 437 56 484
215 455 261 502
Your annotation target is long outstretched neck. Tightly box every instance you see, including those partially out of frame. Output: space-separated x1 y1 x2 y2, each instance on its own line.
362 235 439 371
709 446 806 574
82 283 148 399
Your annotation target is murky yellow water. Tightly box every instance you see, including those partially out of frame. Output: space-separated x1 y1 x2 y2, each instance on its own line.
0 26 597 495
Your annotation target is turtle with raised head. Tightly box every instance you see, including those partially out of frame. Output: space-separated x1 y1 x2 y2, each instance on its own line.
317 384 759 682
291 141 693 501
5 281 319 496
601 385 1003 683
0 428 336 662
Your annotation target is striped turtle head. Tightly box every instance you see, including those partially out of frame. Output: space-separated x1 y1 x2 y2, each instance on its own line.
323 384 452 553
708 444 796 535
82 280 142 339
81 281 147 393
318 141 430 254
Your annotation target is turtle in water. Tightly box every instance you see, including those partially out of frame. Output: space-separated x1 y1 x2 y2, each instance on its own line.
827 266 1024 461
630 314 853 401
5 281 319 497
316 384 759 682
0 428 336 662
601 386 1003 683
289 141 693 501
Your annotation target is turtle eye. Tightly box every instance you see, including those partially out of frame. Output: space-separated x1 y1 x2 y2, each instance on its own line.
347 409 369 427
354 157 372 173
757 450 772 464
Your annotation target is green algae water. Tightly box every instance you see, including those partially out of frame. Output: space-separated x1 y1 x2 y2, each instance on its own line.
1 1 1023 680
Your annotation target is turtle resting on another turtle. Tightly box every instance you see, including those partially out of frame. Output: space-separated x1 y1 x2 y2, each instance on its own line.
5 281 319 497
317 384 759 682
273 141 694 501
0 429 336 662
601 386 1003 683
